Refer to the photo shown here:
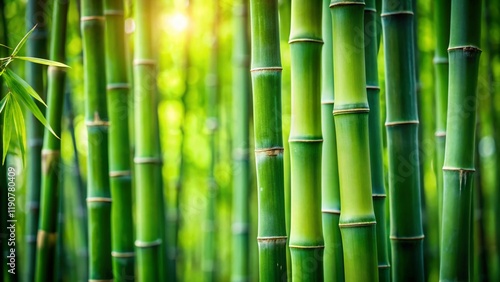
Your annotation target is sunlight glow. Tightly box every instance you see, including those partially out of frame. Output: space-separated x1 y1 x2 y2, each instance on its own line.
163 13 189 33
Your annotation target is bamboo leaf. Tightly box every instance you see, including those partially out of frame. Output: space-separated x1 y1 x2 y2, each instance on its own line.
14 56 70 68
0 43 11 49
10 96 26 164
11 24 37 57
2 93 12 164
4 68 47 106
3 69 59 139
0 94 8 113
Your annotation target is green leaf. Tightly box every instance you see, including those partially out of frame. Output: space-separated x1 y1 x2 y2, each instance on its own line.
0 94 8 113
15 56 70 68
11 24 37 57
4 68 47 106
3 69 59 139
0 43 11 49
10 96 26 165
2 93 12 164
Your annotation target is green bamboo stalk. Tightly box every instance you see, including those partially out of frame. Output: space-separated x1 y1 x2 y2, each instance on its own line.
331 0 378 281
381 0 424 280
203 2 219 280
439 0 482 280
433 0 451 261
288 0 324 280
80 0 113 280
34 0 69 280
364 0 389 280
232 0 251 281
278 0 292 279
104 0 135 280
133 0 164 280
249 0 288 279
25 1 48 279
0 0 9 280
320 0 343 280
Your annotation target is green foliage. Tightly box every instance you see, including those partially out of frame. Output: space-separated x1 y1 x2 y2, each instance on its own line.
0 25 69 164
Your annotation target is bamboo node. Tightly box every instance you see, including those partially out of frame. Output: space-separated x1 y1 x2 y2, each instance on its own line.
81 16 105 22
254 147 284 156
366 85 380 90
288 38 324 45
88 280 113 282
109 170 132 178
385 120 419 127
233 148 249 160
288 138 323 143
378 264 391 269
111 251 135 258
25 235 36 243
390 235 425 241
134 157 163 164
372 193 387 198
339 221 376 228
321 99 334 105
289 244 325 249
86 112 110 127
435 131 446 137
333 107 369 115
135 239 162 248
86 197 112 203
104 10 124 16
364 8 377 13
36 230 57 249
329 1 365 8
133 59 156 66
257 236 287 243
250 66 282 73
380 11 414 17
442 166 475 173
322 209 341 215
448 45 482 53
41 149 61 157
107 83 130 90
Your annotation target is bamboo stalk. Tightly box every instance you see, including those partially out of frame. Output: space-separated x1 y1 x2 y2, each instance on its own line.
320 0 343 280
364 0 390 280
433 0 451 265
104 0 135 280
25 1 48 279
34 0 69 280
232 0 251 281
133 0 165 280
288 0 324 280
331 0 379 281
0 0 9 280
80 0 113 280
439 0 482 280
249 0 288 279
278 0 292 279
381 0 424 280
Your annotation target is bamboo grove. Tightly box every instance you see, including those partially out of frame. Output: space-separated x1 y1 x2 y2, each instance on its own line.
2 0 500 281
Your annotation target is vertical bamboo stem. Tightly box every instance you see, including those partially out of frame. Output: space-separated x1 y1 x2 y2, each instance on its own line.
321 0 343 280
232 0 251 280
25 1 48 279
104 0 135 280
133 0 165 280
439 0 482 280
381 0 424 279
81 0 113 280
249 0 288 279
331 0 379 280
34 0 69 280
